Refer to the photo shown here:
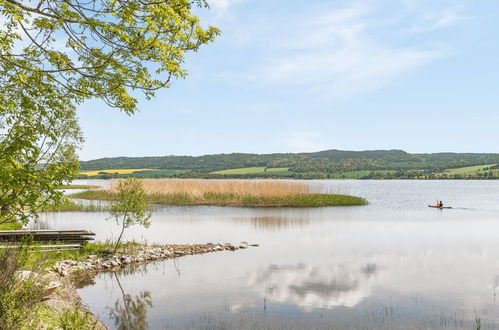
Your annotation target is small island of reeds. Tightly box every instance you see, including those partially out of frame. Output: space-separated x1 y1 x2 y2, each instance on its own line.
71 179 367 207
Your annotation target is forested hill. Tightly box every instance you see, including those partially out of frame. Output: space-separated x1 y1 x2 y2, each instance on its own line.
79 150 499 179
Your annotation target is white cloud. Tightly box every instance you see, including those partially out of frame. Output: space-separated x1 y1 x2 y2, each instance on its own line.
255 2 447 99
214 1 455 100
208 0 243 19
409 5 468 32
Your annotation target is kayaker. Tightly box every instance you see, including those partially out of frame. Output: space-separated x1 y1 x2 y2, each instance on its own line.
439 201 444 207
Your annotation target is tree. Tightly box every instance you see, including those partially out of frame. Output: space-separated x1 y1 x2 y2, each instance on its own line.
0 0 219 225
108 178 151 253
0 84 83 225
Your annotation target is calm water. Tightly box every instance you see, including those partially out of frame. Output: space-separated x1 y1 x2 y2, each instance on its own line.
37 180 499 329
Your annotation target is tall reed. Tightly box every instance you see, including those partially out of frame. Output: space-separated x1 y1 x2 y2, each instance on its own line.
110 179 312 198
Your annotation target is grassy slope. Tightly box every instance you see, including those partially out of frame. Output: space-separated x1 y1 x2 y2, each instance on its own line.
71 190 367 207
211 167 266 174
443 164 499 175
266 167 289 172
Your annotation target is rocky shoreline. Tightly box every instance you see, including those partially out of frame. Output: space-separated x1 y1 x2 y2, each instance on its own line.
51 241 258 277
42 241 258 329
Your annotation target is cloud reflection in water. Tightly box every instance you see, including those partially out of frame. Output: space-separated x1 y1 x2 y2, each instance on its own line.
249 263 378 311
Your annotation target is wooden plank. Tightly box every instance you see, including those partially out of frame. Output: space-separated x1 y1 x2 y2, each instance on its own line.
0 244 82 249
0 230 94 235
0 229 95 244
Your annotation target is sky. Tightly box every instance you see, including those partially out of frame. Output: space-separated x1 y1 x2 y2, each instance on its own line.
77 0 499 160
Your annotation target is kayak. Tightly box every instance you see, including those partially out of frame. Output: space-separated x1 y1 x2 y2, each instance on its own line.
428 205 452 209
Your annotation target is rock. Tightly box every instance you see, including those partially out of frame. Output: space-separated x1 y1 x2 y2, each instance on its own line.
15 270 38 281
250 244 259 247
239 245 248 249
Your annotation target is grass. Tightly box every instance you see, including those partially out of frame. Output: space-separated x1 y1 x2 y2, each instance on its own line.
40 200 111 212
71 179 367 207
210 167 289 175
443 164 499 175
26 241 143 267
137 179 311 197
211 167 267 175
79 168 156 176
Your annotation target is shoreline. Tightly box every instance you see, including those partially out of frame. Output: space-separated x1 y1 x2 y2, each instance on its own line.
41 242 258 329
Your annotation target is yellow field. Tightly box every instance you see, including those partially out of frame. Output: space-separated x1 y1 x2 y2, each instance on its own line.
80 169 155 176
111 178 312 198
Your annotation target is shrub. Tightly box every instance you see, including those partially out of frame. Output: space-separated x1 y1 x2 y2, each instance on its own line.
59 303 98 330
0 243 46 330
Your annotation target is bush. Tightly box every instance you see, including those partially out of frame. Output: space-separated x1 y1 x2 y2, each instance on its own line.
0 243 47 330
59 304 98 330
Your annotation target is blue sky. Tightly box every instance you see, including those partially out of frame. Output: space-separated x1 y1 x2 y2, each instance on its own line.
78 0 499 160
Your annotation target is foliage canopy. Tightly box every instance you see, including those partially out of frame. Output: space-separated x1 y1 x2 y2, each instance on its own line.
0 0 219 224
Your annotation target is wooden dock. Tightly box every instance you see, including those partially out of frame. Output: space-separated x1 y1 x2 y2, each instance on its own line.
0 230 95 246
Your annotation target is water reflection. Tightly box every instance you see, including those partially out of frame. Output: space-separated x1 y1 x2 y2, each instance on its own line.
109 273 153 330
66 181 499 328
250 263 377 311
246 216 309 230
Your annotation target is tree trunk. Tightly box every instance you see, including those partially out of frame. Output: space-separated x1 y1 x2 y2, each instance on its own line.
114 220 126 253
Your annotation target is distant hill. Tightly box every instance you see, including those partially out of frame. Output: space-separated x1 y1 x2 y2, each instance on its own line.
79 150 499 179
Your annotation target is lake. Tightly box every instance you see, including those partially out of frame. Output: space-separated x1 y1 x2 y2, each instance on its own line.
36 180 499 329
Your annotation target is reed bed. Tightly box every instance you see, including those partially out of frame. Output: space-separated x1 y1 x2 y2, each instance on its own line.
71 178 367 208
111 179 312 198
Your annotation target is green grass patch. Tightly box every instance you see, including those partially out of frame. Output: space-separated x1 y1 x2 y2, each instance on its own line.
211 167 266 175
1 241 144 270
443 164 499 175
40 199 111 212
71 190 367 207
266 167 289 172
